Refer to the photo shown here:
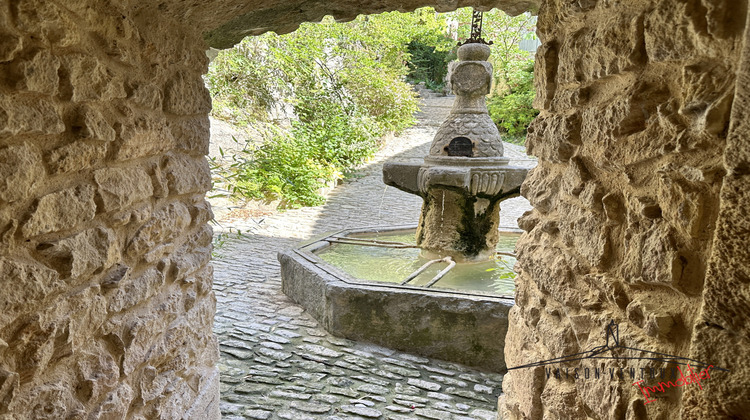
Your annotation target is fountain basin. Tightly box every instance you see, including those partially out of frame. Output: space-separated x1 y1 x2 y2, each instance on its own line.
279 225 518 372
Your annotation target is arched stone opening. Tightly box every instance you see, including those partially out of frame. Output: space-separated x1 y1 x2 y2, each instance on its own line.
0 0 748 419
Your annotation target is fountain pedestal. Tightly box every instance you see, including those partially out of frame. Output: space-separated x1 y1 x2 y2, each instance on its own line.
383 43 528 261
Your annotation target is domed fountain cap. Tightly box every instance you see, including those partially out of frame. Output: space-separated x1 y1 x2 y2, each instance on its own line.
457 43 491 61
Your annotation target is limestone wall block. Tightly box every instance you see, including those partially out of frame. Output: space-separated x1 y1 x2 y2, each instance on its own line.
90 383 133 420
0 29 22 62
557 13 646 84
164 153 212 195
14 50 60 94
171 230 213 281
520 165 560 214
644 0 710 63
11 381 85 420
94 167 154 213
13 0 86 48
75 341 120 403
0 368 19 416
61 54 126 102
22 185 97 237
46 141 108 175
128 83 164 110
115 291 184 376
125 202 191 260
526 113 580 162
163 70 212 116
0 143 46 203
533 41 559 110
115 114 175 160
168 117 211 155
37 227 119 280
0 96 64 137
106 267 166 313
0 258 62 330
75 105 116 142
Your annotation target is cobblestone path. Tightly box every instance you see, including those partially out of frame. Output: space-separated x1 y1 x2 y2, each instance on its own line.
211 96 536 420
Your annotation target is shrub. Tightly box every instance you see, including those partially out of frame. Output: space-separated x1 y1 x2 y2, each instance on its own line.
487 60 539 143
207 11 451 207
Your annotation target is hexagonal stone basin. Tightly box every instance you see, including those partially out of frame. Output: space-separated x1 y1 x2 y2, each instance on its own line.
317 229 519 295
279 225 517 372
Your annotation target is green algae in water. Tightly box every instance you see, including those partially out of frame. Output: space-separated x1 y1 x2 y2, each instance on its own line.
316 230 519 296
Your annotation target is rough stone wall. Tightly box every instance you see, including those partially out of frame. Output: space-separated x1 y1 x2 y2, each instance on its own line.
0 1 219 418
503 0 746 418
682 10 750 417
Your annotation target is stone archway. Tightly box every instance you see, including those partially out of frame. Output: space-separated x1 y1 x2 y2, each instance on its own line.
1 0 748 418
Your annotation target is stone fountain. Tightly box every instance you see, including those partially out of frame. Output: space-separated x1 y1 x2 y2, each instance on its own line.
279 20 529 372
383 42 527 261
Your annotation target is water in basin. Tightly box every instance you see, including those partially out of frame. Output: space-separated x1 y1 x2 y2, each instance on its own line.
316 229 519 296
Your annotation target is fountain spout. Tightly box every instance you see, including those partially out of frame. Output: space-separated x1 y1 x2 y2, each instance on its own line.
383 42 528 261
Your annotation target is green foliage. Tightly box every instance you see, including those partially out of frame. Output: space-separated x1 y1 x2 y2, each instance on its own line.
207 11 453 207
487 60 539 142
406 40 455 91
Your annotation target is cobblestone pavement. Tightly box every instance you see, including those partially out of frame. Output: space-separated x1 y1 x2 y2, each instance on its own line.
211 95 537 420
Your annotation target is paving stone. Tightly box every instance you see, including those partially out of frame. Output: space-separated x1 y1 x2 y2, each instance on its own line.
329 387 359 397
255 347 292 361
382 358 418 369
243 409 272 419
291 372 327 382
474 384 494 394
422 365 456 376
469 409 497 420
235 384 267 394
369 369 404 381
344 355 376 368
385 405 412 413
457 373 481 383
415 408 452 419
349 399 376 407
429 375 468 387
340 405 383 418
397 353 430 364
277 410 315 420
314 394 341 404
334 360 368 373
261 334 291 344
260 341 285 350
327 377 356 387
269 390 312 400
386 415 416 420
392 399 426 409
306 328 327 337
274 329 302 339
356 384 389 395
394 394 429 404
221 347 255 359
243 375 282 385
426 392 453 401
289 401 333 414
381 364 420 378
221 339 256 350
300 344 344 358
327 336 354 346
407 378 441 391
445 388 489 402
351 375 390 387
